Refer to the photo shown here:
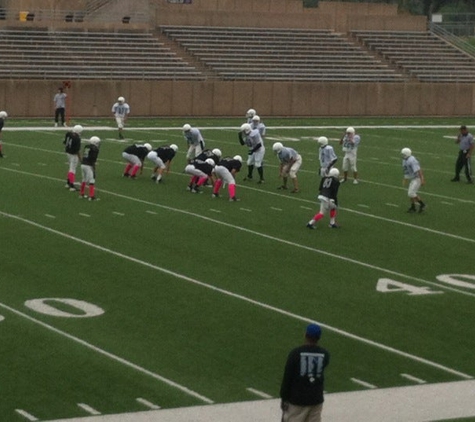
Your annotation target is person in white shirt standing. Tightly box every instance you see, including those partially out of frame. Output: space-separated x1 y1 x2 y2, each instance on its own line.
401 148 426 213
53 87 67 127
339 126 361 184
183 124 205 163
111 96 130 140
318 136 337 177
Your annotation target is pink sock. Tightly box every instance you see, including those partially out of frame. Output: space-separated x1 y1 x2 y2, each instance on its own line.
80 182 86 195
314 213 324 221
124 163 133 175
68 172 75 185
214 180 222 194
131 165 140 176
197 176 208 186
228 184 236 198
89 185 95 197
330 209 337 219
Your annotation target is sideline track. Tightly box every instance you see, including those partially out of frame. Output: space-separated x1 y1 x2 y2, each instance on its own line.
43 380 475 422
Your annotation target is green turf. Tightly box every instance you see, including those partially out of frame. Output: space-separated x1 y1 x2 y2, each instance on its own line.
0 117 474 421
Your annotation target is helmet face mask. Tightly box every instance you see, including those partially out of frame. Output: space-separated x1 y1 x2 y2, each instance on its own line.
246 108 256 118
346 127 355 134
118 96 125 103
240 123 252 134
252 115 260 123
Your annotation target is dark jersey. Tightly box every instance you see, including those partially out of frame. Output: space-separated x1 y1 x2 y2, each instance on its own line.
81 144 99 166
280 344 330 406
64 131 81 154
124 144 149 160
196 149 220 164
319 176 340 204
217 157 242 173
0 118 4 131
192 159 214 176
156 146 176 163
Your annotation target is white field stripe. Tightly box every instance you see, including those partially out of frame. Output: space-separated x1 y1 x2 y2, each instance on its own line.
113 211 125 216
300 206 313 210
357 204 370 208
79 213 91 218
136 398 161 410
0 211 472 381
1 167 475 291
441 201 454 206
45 214 56 219
246 388 273 399
400 373 427 384
15 409 38 421
385 203 400 208
78 403 101 415
209 209 222 213
270 207 283 211
145 210 157 215
351 378 378 389
240 208 252 212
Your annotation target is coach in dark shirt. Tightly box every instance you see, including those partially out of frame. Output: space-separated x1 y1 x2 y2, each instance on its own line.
280 323 330 422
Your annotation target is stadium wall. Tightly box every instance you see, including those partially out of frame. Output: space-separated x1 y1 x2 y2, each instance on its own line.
1 79 474 118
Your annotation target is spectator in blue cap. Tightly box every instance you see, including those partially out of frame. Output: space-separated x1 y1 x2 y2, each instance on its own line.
280 323 330 422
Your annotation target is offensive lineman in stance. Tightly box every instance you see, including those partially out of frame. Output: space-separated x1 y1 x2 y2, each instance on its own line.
273 142 302 193
63 124 83 191
185 158 216 193
339 127 361 184
401 148 426 213
122 143 152 178
80 136 101 201
111 96 130 140
239 123 265 183
212 155 242 202
147 144 178 183
307 168 341 229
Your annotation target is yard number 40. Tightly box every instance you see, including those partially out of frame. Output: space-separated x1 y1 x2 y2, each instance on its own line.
377 274 475 296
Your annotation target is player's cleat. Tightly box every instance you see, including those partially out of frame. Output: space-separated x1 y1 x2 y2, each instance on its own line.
191 188 201 193
257 179 265 184
451 177 460 182
186 185 192 191
306 223 316 230
130 175 136 179
123 173 130 178
407 206 417 213
328 223 340 228
211 193 219 198
353 180 359 185
339 179 347 183
151 175 157 181
418 203 426 213
229 197 240 202
65 183 71 189
79 194 87 199
119 133 124 140
277 185 288 190
290 189 300 194
88 196 98 201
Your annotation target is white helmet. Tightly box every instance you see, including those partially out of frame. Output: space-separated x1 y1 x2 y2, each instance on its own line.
118 96 125 103
329 168 340 178
233 155 242 162
89 136 100 145
346 127 355 134
183 124 191 132
205 158 215 167
73 125 83 134
401 147 412 158
212 148 222 158
170 144 178 152
0 111 7 118
318 136 328 146
246 108 256 118
144 143 152 151
272 142 284 152
252 115 260 122
240 123 252 134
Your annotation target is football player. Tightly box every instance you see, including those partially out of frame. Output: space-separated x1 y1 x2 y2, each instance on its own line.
401 148 426 213
80 136 101 201
318 136 337 177
251 115 266 138
185 158 216 193
273 142 302 193
307 168 341 229
239 123 265 183
63 124 83 191
212 155 242 202
147 144 178 183
183 124 205 163
195 148 222 165
339 127 361 184
0 110 7 158
111 96 130 139
122 143 152 178
245 108 256 124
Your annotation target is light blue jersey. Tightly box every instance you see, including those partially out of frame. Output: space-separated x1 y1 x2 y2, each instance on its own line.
278 147 298 163
184 128 204 146
403 155 421 179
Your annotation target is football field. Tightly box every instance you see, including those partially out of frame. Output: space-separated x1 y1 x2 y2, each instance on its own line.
1 117 474 421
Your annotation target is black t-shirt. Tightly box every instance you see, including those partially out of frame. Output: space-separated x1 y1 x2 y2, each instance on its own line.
280 344 330 406
196 149 220 164
156 146 176 162
192 159 213 176
319 176 340 204
81 144 99 166
124 144 149 160
218 157 242 173
64 131 81 154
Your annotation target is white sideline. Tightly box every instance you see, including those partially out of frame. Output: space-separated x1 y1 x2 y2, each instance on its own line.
44 380 475 422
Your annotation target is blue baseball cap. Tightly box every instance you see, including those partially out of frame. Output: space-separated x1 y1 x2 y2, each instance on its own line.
306 323 322 339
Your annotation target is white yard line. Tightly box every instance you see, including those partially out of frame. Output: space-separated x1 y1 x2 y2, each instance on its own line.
136 398 161 410
400 373 427 384
78 404 101 416
351 378 378 389
246 388 273 399
0 210 472 380
15 409 38 421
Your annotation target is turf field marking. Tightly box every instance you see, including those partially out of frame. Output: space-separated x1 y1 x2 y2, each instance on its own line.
385 203 400 207
113 211 125 216
351 378 378 389
15 409 38 421
45 214 56 219
246 388 273 399
357 204 370 208
1 211 472 381
145 210 157 215
240 208 252 212
300 206 313 210
78 403 101 415
136 398 161 410
79 213 91 218
0 315 4 322
400 373 426 384
209 208 222 213
271 207 283 211
441 201 454 206
0 289 214 404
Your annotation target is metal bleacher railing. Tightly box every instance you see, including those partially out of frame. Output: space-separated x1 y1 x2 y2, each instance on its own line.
430 22 475 59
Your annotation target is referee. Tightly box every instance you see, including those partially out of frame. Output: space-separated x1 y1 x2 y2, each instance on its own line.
452 125 474 184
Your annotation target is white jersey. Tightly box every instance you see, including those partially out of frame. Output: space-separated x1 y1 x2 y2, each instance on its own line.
342 134 361 154
184 128 204 146
112 102 130 118
319 145 337 168
402 155 421 179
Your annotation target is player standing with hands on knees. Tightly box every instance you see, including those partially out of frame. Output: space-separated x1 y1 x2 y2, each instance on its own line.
401 148 426 213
